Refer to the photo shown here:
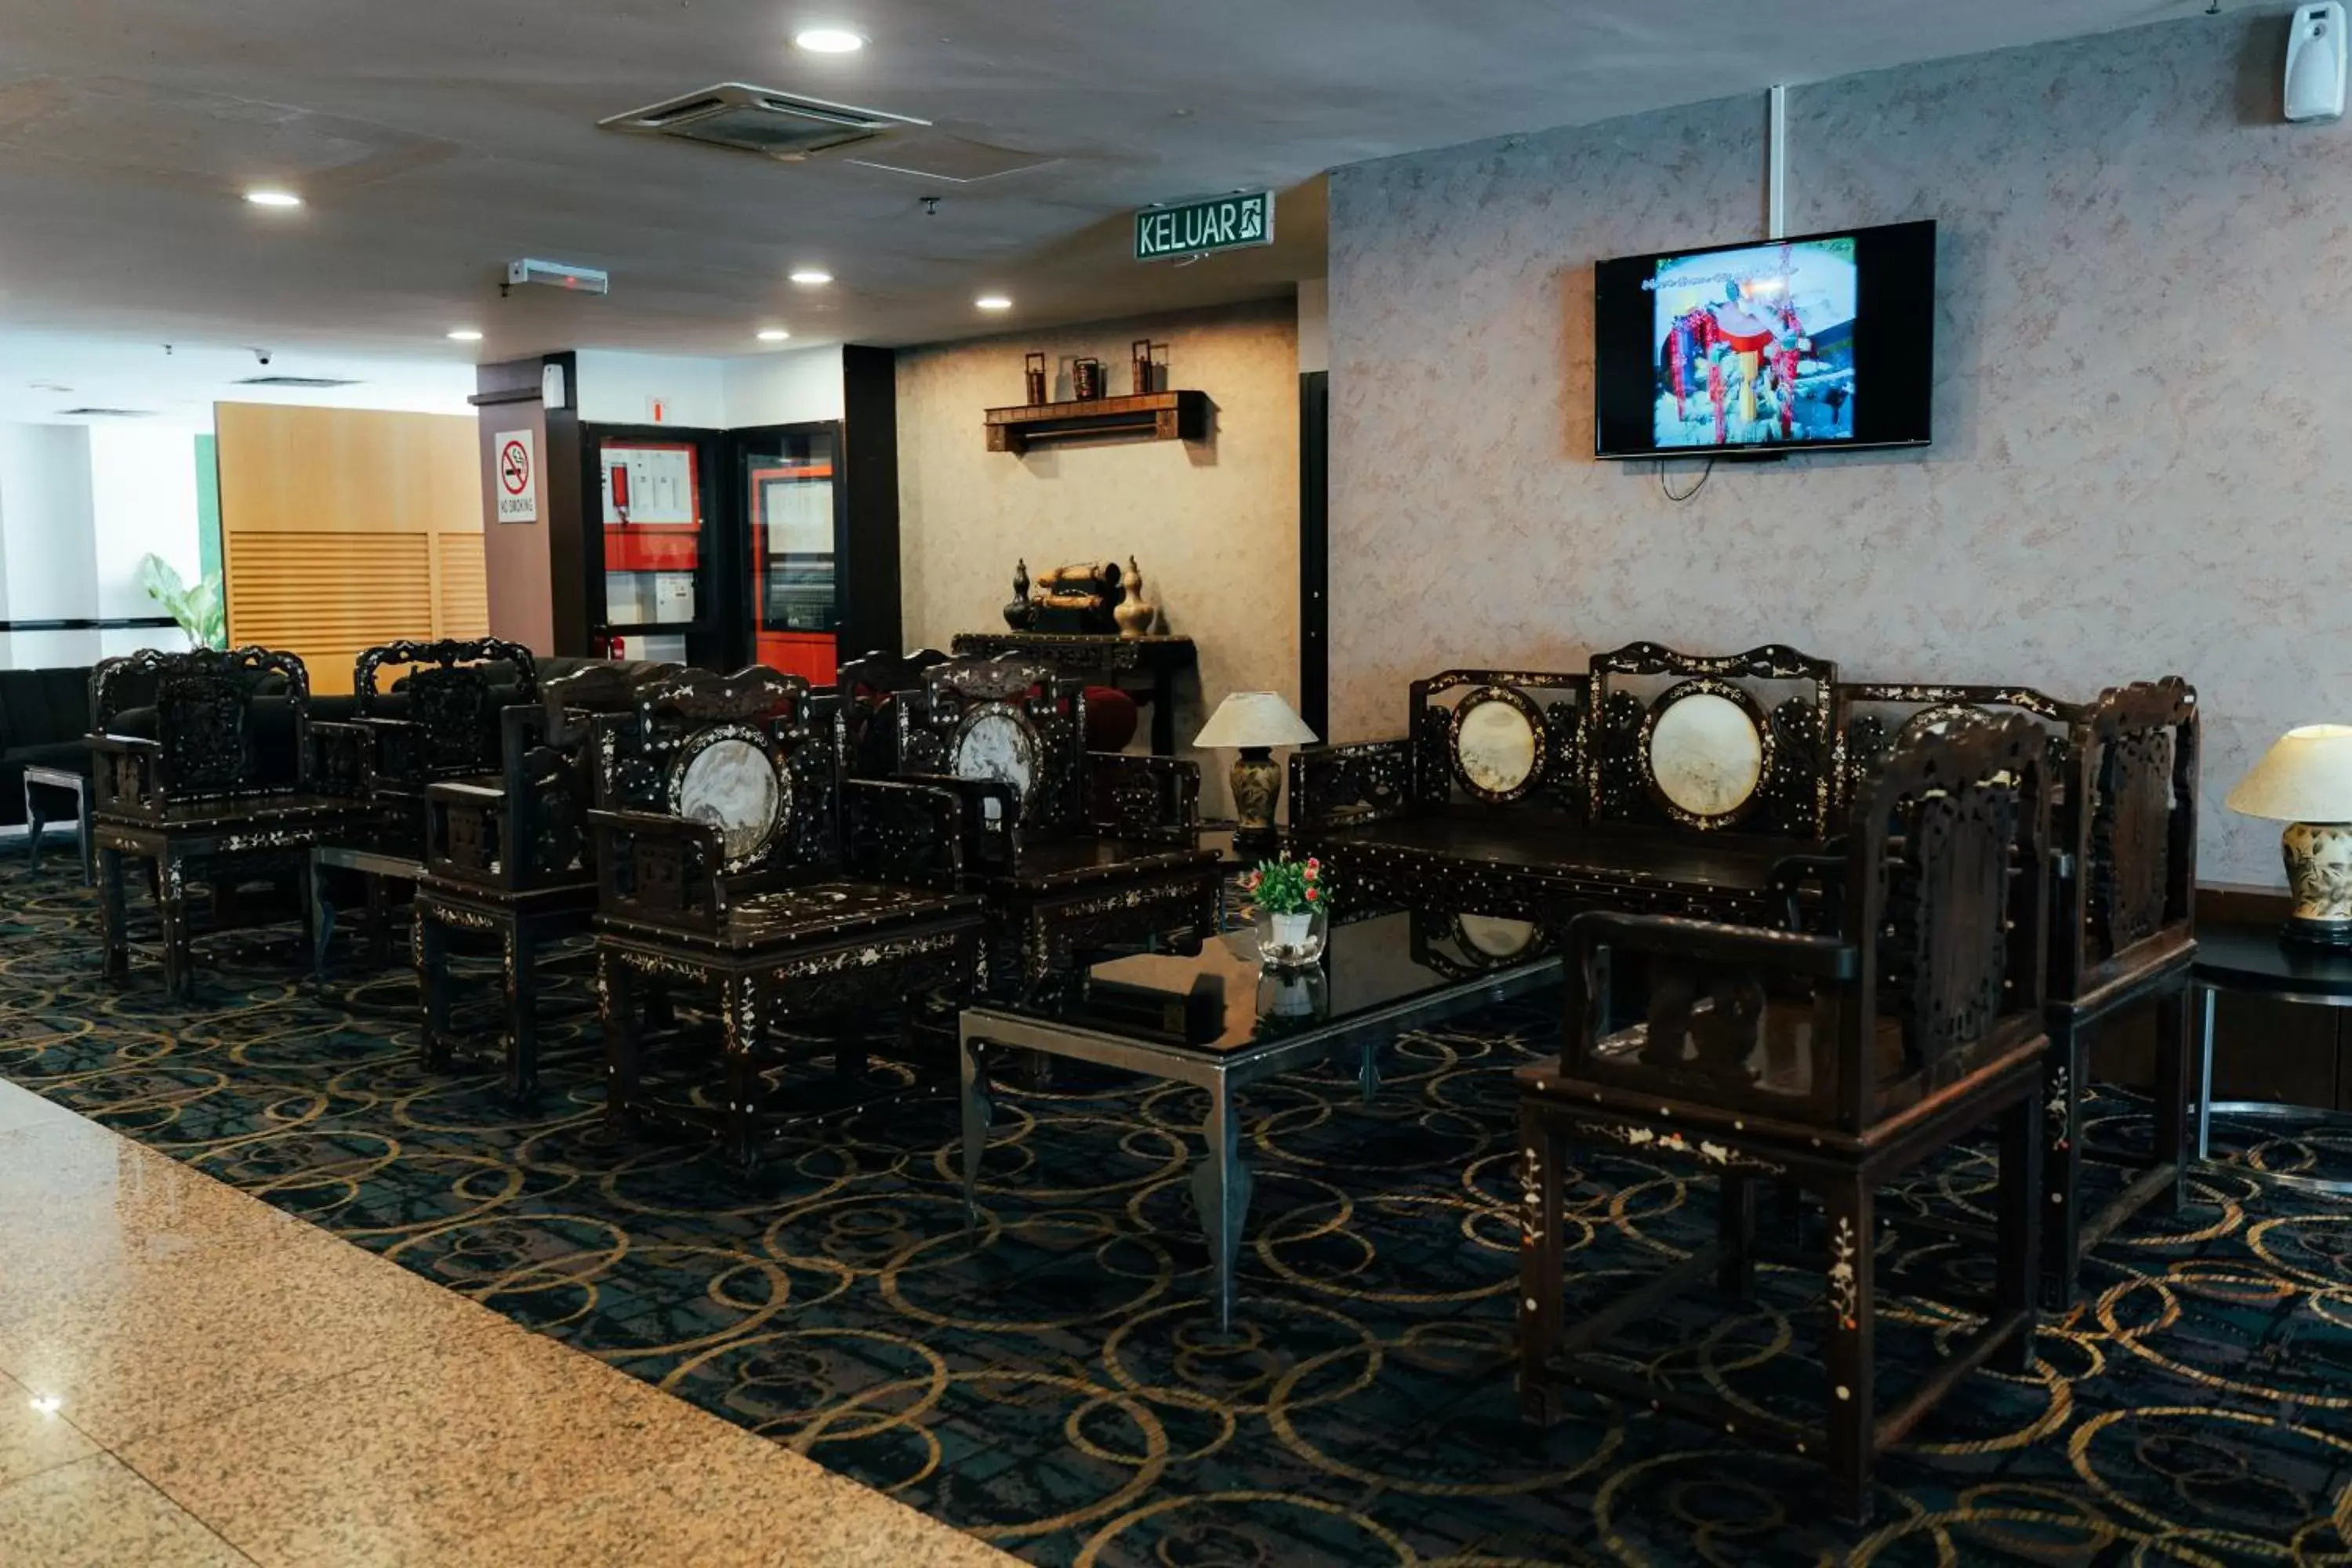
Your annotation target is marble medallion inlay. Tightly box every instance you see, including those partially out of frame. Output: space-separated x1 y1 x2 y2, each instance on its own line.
1647 692 1763 819
675 737 787 864
1455 699 1538 797
953 708 1039 809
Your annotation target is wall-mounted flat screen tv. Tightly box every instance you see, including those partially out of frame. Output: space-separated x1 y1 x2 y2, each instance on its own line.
1592 219 1936 460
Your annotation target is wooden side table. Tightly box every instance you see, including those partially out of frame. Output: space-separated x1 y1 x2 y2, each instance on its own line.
2194 919 2352 1196
22 764 93 885
949 633 1198 757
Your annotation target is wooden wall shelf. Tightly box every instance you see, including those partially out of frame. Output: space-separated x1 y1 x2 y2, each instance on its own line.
985 390 1207 455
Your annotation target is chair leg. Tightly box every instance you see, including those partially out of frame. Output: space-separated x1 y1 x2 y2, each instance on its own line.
99 846 128 982
1518 1102 1568 1426
159 857 191 1000
720 975 762 1180
2153 982 2192 1217
1820 1176 1877 1526
74 786 93 887
2038 1013 2082 1312
1719 1171 1758 1300
1996 1091 2043 1376
600 950 641 1137
503 923 539 1105
416 906 452 1072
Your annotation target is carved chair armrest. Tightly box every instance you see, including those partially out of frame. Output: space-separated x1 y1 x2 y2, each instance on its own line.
842 779 966 891
1764 850 1850 936
587 807 726 925
896 772 1022 876
423 779 514 883
87 732 159 813
308 719 380 800
1288 738 1415 836
1086 752 1200 845
1568 910 1860 982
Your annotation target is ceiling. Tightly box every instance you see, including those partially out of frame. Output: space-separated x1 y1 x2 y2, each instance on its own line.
0 0 2203 371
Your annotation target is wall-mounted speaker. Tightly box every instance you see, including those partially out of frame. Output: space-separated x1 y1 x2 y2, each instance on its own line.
2287 2 2347 123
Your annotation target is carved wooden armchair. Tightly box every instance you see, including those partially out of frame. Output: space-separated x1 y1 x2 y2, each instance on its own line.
590 666 985 1176
1837 676 2199 1308
1519 711 2053 1524
311 637 537 854
833 646 948 779
88 645 372 996
412 660 681 1100
893 654 1220 989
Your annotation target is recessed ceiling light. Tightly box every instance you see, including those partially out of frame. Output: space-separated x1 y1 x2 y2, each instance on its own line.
793 27 866 53
757 328 791 342
245 189 303 209
448 329 484 342
975 295 1012 311
789 269 833 285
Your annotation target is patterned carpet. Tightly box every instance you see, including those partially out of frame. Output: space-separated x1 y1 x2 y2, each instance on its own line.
2 849 2350 1565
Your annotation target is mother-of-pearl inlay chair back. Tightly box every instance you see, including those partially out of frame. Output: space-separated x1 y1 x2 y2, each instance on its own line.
1586 641 1839 839
895 656 1087 864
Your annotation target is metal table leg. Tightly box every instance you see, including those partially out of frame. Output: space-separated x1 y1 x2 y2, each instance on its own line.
960 1027 993 1223
1189 1073 1254 1333
2197 982 2216 1161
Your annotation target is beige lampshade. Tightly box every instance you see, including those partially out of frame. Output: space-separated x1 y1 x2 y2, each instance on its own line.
1192 691 1319 750
2226 724 2352 822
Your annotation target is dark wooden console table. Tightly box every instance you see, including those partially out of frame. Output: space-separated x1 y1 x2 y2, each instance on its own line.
948 632 1197 757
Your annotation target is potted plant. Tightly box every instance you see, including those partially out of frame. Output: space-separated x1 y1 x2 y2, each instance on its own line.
1240 852 1329 967
137 554 225 649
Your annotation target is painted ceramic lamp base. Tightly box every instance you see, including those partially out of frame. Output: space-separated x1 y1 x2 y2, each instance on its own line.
1231 747 1282 858
2283 820 2352 948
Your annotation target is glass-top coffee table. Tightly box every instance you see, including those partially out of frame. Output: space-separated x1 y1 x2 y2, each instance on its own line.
957 908 1563 1330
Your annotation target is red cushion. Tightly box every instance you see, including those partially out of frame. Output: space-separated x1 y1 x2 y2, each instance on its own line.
1084 686 1139 752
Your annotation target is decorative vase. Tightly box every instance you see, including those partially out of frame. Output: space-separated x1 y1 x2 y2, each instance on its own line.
1024 352 1048 406
1072 358 1105 401
1254 905 1327 968
1114 556 1156 637
1002 558 1038 631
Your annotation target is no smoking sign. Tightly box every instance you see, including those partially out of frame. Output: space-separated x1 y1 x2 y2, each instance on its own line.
494 429 539 523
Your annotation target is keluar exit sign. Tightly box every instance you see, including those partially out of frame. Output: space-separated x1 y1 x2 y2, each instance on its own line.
1134 191 1275 262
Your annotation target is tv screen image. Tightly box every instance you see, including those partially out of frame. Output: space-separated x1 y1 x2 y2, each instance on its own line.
1650 237 1857 449
1592 219 1935 460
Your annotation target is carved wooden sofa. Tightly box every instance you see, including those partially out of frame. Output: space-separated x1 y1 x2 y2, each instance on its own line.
590 666 986 1176
412 659 682 1100
893 655 1222 990
1294 644 2199 1306
1518 711 2054 1524
89 646 375 997
1291 644 1839 926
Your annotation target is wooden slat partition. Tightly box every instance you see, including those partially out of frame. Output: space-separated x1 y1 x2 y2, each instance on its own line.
216 403 485 695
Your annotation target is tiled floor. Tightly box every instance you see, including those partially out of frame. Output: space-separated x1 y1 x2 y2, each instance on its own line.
0 1079 1013 1567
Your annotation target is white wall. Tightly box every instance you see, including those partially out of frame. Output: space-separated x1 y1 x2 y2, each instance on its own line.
0 423 201 670
576 345 844 428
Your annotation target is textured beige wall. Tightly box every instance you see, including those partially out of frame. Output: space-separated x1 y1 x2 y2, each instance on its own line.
897 299 1301 815
1329 13 2343 885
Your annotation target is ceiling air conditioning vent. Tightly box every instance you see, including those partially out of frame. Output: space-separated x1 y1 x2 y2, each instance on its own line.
599 83 929 161
238 376 361 389
57 408 156 418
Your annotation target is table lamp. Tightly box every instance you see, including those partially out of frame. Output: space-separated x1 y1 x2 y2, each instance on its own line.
2226 723 2352 947
1193 691 1318 858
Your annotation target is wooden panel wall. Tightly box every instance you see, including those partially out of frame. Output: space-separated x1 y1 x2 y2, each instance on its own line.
216 404 485 695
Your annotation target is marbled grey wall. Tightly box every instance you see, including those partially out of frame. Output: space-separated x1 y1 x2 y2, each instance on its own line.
1328 12 2347 885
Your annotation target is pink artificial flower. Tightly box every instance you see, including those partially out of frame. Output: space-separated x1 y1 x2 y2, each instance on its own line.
1305 857 1319 873
1305 886 1319 903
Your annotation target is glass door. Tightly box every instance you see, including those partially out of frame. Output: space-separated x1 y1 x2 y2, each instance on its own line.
739 423 843 684
593 430 718 666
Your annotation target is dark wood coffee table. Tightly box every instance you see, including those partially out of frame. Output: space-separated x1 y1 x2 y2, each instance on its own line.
957 908 1562 1330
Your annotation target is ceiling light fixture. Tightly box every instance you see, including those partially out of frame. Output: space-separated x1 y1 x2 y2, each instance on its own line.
245 189 303 208
793 27 866 53
758 328 791 342
975 295 1012 311
789 269 833 285
448 329 484 342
